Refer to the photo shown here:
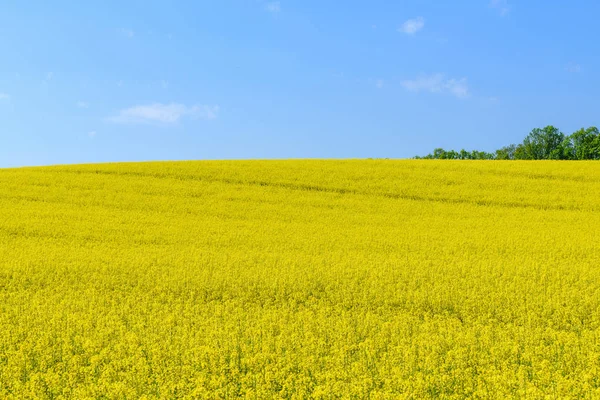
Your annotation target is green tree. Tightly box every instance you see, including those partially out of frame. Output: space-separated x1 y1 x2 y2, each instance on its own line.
559 137 575 160
445 150 459 160
569 127 600 160
519 126 566 160
432 148 446 159
471 150 494 160
495 144 517 160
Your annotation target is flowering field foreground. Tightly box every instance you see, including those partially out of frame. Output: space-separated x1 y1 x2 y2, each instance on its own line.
1 160 600 398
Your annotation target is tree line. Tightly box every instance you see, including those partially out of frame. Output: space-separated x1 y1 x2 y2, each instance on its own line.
416 126 600 160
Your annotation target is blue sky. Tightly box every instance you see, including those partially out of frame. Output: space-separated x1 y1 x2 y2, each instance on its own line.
1 1 599 167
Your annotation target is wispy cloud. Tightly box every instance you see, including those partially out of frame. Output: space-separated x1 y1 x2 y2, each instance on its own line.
41 72 54 86
444 78 469 98
401 73 469 98
0 93 10 101
88 131 97 138
265 2 281 13
375 79 384 89
117 28 135 38
399 17 425 35
76 101 89 109
401 74 445 92
108 103 219 124
490 0 510 16
566 63 582 73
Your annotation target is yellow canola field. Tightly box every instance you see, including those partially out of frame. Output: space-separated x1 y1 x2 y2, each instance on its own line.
1 160 600 399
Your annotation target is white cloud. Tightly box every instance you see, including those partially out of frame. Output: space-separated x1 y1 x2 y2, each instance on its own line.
490 0 510 16
108 103 219 124
0 93 10 100
117 28 135 38
76 101 89 108
265 2 281 13
566 63 581 73
444 78 469 98
399 17 425 35
401 73 444 93
88 131 97 138
401 73 469 98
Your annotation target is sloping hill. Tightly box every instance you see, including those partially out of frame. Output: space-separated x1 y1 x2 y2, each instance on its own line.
1 160 600 398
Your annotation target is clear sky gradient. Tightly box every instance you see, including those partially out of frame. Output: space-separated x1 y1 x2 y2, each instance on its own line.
1 1 598 167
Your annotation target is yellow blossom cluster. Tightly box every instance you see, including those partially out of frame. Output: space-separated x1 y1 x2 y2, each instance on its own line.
0 160 599 398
